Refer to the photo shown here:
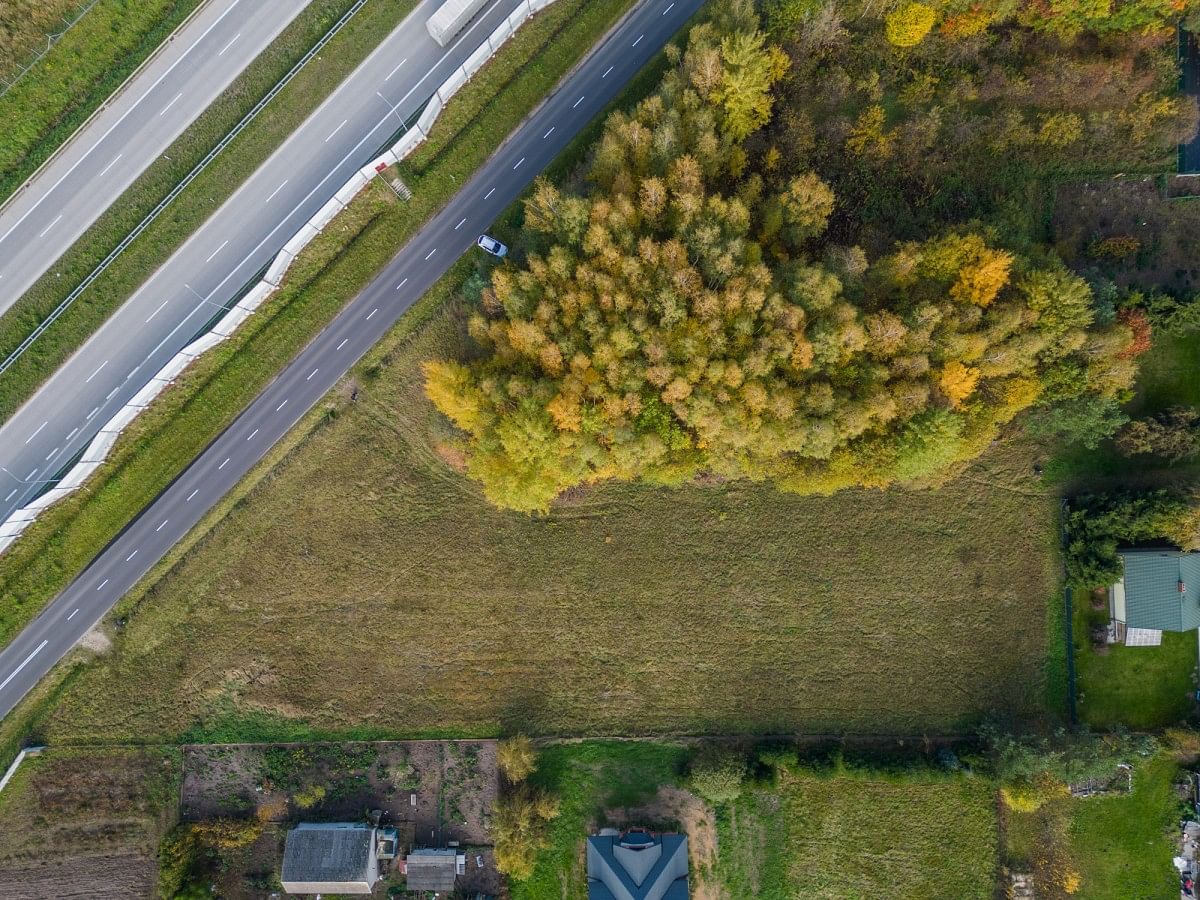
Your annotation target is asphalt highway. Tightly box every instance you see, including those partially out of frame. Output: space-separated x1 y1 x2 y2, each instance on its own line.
0 0 527 524
0 0 313 310
0 0 703 724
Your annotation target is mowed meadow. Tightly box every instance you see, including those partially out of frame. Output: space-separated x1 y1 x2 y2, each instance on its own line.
43 298 1063 744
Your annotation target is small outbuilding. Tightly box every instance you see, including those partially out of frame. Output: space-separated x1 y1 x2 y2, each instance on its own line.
586 828 689 900
280 823 382 895
1109 549 1200 645
404 847 463 894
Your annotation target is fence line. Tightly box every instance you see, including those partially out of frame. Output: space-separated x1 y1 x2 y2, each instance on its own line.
0 0 102 97
0 0 563 554
0 0 371 379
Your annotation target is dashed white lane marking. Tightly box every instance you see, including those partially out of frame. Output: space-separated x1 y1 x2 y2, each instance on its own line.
67 608 79 621
366 308 378 320
4 489 16 502
186 488 199 501
160 92 183 116
156 519 169 531
336 338 349 350
106 387 119 401
87 407 100 420
38 214 63 238
385 57 408 80
66 427 79 441
306 368 319 381
45 447 58 461
633 34 643 46
424 248 437 260
276 399 288 412
603 65 614 77
85 360 107 383
543 126 555 139
217 32 241 55
395 277 408 290
25 468 37 480
664 1 674 12
146 298 169 323
205 240 229 262
513 157 525 170
574 95 585 108
98 154 123 177
218 458 230 470
25 421 47 444
247 428 258 440
125 549 138 561
0 640 48 692
455 218 467 230
97 579 108 591
484 187 496 199
266 180 288 203
325 119 348 142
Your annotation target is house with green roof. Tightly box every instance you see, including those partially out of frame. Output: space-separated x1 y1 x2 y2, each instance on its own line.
1109 549 1200 646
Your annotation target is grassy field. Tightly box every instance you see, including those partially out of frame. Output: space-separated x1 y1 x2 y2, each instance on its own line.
34 285 1062 744
1073 590 1198 730
1005 753 1181 900
0 0 407 424
0 0 91 76
0 0 637 656
0 0 202 204
720 763 999 899
0 746 180 898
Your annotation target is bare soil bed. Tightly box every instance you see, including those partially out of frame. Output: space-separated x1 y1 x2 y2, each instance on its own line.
182 740 497 846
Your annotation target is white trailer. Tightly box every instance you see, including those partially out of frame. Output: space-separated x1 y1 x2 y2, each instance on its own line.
426 0 490 46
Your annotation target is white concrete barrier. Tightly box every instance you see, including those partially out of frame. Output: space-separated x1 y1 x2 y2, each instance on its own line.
0 0 567 555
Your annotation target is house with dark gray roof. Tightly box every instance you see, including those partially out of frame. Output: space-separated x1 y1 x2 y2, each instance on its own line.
280 823 381 895
586 829 689 900
1109 549 1200 645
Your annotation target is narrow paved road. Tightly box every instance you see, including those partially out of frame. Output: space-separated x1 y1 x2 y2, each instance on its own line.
0 0 313 310
0 0 526 524
0 0 702 724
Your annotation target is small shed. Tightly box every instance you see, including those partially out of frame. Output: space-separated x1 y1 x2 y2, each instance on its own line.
280 823 379 895
405 847 461 893
1110 550 1200 643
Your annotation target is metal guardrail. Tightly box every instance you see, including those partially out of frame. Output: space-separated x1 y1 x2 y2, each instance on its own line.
0 0 102 98
0 0 372 378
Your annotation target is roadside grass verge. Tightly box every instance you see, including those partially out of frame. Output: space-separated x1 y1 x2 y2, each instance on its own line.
0 0 639 655
0 0 413 424
0 0 203 205
37 284 1060 743
1073 591 1197 730
0 0 96 77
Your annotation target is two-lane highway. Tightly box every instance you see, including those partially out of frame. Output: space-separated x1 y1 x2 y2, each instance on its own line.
0 0 527 524
0 0 314 310
0 0 704 724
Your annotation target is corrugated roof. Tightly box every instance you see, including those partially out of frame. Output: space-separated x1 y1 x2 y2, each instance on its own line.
1119 550 1200 631
281 823 374 889
406 848 458 892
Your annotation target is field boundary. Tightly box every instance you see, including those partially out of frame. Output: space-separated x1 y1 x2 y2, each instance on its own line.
0 0 212 217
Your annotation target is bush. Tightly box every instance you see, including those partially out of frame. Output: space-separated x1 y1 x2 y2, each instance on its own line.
492 786 561 880
1087 235 1141 259
292 784 326 809
497 735 538 783
689 747 747 805
1000 773 1068 813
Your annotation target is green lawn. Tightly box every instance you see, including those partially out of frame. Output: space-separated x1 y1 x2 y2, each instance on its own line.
1074 596 1197 730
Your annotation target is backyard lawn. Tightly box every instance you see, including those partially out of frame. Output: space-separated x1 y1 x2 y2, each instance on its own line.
36 293 1063 745
1074 596 1197 730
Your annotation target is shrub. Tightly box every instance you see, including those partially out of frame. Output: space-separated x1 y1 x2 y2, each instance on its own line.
497 735 538 783
1000 773 1068 813
292 784 327 809
492 786 561 880
1087 235 1141 259
689 747 748 805
885 2 936 46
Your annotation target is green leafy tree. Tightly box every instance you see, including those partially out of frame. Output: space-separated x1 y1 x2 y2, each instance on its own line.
1116 407 1200 463
493 786 561 880
689 747 748 804
710 30 790 140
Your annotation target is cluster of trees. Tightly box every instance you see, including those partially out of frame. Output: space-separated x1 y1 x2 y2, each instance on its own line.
492 736 560 880
1064 489 1200 587
1116 406 1200 462
425 12 1142 512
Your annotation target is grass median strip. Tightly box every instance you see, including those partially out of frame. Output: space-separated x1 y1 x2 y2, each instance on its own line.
0 0 639 654
0 0 203 205
0 0 414 423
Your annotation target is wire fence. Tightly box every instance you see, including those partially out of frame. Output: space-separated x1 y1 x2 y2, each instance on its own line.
0 0 103 99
